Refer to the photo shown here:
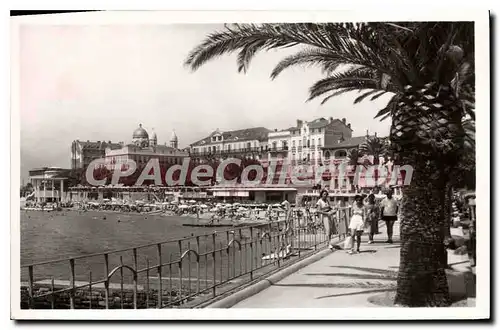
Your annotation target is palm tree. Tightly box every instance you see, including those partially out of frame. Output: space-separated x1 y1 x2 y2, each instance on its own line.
346 148 361 191
359 135 389 188
185 22 474 306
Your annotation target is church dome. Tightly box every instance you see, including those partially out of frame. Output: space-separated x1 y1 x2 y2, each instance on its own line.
133 124 149 139
170 130 178 142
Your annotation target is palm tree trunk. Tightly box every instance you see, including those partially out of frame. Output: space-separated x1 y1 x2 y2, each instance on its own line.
394 155 451 307
444 182 452 238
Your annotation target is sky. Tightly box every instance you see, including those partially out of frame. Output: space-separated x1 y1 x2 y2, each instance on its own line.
18 23 392 182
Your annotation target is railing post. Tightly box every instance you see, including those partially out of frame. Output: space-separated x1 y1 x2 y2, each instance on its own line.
119 256 124 309
336 209 341 240
187 242 192 298
168 253 173 306
50 277 55 309
212 232 216 298
133 248 138 309
27 265 34 309
226 231 231 279
157 243 163 308
145 258 150 308
104 254 109 309
88 271 92 309
178 240 183 305
69 258 75 309
249 227 254 281
238 228 243 276
276 222 282 268
313 211 317 250
196 236 200 294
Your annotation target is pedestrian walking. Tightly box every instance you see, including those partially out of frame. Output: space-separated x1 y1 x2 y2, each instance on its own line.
347 195 366 254
380 188 399 244
316 189 336 251
365 193 379 244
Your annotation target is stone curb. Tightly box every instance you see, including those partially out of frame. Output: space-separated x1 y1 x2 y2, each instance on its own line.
206 248 334 308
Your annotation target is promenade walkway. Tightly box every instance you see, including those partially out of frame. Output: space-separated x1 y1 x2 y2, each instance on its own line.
233 222 401 308
231 222 474 308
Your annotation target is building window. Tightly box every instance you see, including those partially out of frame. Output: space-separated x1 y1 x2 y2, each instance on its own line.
324 151 331 160
318 138 322 147
272 142 277 150
292 140 296 148
307 139 310 148
335 150 347 158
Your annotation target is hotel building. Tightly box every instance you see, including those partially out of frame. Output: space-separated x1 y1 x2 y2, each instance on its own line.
103 124 188 170
188 127 271 163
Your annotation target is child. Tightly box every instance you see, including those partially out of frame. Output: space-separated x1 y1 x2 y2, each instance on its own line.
347 195 366 254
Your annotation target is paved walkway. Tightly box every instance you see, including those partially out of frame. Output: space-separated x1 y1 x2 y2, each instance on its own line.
233 222 401 308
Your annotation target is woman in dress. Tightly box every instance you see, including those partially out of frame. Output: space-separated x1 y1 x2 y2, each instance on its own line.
316 189 336 250
365 193 379 244
348 195 366 254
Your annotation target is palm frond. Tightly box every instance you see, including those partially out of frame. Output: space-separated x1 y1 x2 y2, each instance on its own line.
270 48 345 79
320 87 360 105
186 21 474 113
307 67 395 101
185 23 352 72
359 136 389 165
354 89 379 104
371 90 389 101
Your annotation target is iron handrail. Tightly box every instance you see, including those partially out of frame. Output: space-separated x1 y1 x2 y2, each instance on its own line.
21 206 353 309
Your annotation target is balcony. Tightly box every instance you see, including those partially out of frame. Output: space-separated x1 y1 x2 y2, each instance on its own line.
189 147 265 157
268 146 289 153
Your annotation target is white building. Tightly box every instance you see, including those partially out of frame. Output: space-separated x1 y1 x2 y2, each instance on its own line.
188 127 271 163
28 167 71 203
104 124 188 169
265 129 290 164
288 117 353 166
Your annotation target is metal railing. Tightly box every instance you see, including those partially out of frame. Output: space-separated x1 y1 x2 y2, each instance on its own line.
20 207 352 309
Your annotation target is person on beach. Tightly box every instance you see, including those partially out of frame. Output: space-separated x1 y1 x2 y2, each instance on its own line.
365 193 379 244
347 195 367 254
267 204 273 222
282 200 291 221
316 189 336 251
380 188 399 244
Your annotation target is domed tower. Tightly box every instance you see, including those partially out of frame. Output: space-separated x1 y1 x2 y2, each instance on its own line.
149 128 157 147
132 124 149 148
170 130 178 149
